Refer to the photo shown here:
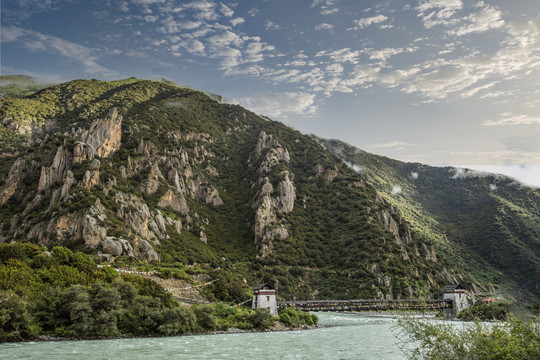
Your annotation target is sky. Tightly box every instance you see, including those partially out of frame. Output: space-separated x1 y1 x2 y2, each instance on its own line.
1 0 540 187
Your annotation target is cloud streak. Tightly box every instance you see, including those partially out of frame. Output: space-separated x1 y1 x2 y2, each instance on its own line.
483 113 540 126
1 26 114 75
233 92 317 118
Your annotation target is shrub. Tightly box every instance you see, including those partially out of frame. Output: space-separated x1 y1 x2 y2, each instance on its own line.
457 302 509 321
279 308 318 327
0 291 40 341
398 316 540 360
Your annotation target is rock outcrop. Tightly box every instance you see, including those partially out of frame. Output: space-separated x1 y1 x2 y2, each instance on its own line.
249 131 296 257
250 131 290 173
143 162 163 194
72 142 94 164
79 108 122 158
82 159 101 189
38 146 71 192
158 189 189 214
114 192 156 240
0 158 27 206
277 171 295 213
82 215 107 248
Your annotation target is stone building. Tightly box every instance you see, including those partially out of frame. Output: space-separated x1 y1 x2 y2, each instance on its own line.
443 283 470 318
252 283 278 315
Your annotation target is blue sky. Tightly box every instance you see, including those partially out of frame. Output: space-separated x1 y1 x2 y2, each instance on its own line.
2 0 540 186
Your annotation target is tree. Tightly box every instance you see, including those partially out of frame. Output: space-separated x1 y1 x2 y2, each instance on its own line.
0 291 39 341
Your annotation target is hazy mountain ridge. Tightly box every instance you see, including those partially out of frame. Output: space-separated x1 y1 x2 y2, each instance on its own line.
0 78 530 302
316 138 540 303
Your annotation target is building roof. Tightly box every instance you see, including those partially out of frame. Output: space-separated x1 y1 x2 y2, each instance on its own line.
253 283 271 290
443 283 465 293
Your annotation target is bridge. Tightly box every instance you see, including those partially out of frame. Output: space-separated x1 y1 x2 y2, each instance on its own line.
277 299 451 312
252 283 470 318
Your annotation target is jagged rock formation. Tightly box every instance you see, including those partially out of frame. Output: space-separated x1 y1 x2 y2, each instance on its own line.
250 131 296 257
158 189 189 214
0 158 28 206
82 159 101 189
38 146 71 192
79 108 122 158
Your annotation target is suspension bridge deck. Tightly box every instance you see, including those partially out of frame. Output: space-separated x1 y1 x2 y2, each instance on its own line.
277 299 451 312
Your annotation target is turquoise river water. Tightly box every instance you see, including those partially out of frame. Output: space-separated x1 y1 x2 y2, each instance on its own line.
1 313 415 359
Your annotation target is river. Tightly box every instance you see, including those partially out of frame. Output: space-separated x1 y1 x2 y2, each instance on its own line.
1 313 415 359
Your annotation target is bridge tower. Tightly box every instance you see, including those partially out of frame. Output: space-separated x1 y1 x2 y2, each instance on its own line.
252 283 278 315
443 284 470 318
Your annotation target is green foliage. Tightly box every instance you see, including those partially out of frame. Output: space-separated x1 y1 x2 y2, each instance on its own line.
0 291 40 341
458 302 510 321
279 308 318 327
0 75 46 97
203 269 252 303
398 316 540 360
248 308 277 330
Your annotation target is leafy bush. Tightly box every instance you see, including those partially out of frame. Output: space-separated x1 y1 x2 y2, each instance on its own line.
0 291 39 341
279 308 318 327
398 316 540 360
457 302 509 321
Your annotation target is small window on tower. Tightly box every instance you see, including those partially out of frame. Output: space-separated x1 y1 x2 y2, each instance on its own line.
267 296 270 301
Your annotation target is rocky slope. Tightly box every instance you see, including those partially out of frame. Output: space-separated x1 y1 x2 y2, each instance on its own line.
0 78 494 300
317 138 540 303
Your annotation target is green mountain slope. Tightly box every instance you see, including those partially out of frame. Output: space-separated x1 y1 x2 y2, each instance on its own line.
316 138 540 303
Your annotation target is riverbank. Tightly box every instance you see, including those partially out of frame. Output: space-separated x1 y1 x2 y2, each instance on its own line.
12 322 320 344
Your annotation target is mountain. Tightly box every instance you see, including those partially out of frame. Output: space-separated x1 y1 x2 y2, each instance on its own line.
0 78 534 304
0 75 48 98
316 138 540 303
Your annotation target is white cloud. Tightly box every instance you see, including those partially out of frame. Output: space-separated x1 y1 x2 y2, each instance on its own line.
316 23 334 31
326 63 344 74
1 26 113 75
247 8 259 17
392 185 402 194
2 0 75 21
219 3 234 17
353 15 388 29
131 0 167 4
265 20 281 30
184 40 205 53
179 20 203 30
448 4 505 36
417 0 462 28
233 92 317 118
120 2 130 12
345 162 363 173
411 172 419 180
482 113 540 126
144 15 159 22
230 17 245 27
368 46 417 62
316 48 363 64
461 165 540 188
311 0 339 15
369 141 417 150
182 0 218 21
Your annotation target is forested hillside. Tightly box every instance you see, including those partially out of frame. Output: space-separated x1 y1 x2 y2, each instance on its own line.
317 138 540 304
